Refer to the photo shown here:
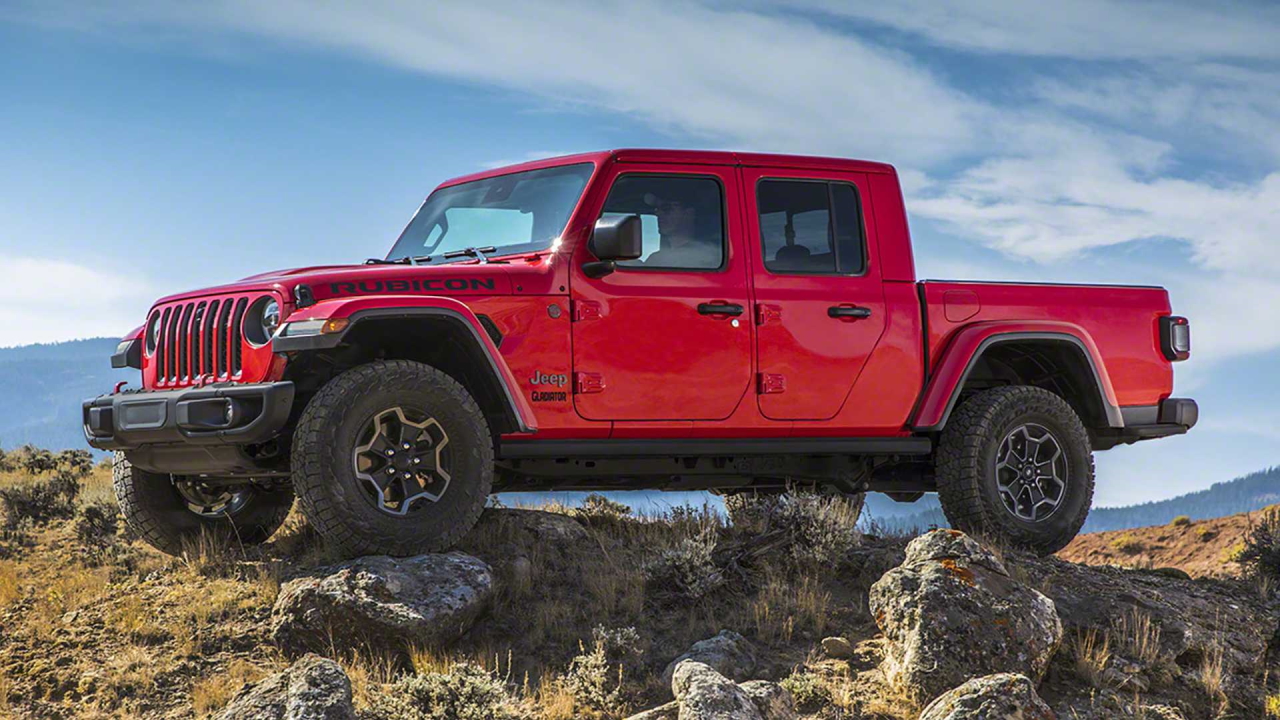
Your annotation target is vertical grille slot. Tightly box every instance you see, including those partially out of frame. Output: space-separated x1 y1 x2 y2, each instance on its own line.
156 307 171 381
216 299 233 378
230 297 248 375
166 305 182 381
179 303 195 380
203 299 219 377
190 301 206 381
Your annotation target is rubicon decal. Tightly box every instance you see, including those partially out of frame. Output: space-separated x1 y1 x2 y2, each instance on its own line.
328 278 496 295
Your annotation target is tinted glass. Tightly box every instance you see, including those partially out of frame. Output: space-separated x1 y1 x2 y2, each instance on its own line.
758 179 866 275
387 163 593 263
600 175 725 270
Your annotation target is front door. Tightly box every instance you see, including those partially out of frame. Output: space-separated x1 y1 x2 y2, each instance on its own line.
570 164 752 421
744 169 888 420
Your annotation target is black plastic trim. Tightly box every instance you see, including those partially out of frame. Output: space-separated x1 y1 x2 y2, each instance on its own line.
111 337 142 369
272 307 534 433
499 436 931 460
913 332 1124 432
83 382 295 451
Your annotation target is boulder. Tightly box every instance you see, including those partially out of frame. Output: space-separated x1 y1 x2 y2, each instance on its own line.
672 661 761 720
868 530 1063 704
918 673 1054 720
739 680 798 720
820 636 854 659
662 630 757 686
270 552 492 657
624 702 679 720
215 654 354 720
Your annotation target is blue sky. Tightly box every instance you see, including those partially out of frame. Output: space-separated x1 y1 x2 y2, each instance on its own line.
0 1 1277 505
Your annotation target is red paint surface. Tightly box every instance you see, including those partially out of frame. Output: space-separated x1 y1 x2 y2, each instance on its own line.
132 149 1182 442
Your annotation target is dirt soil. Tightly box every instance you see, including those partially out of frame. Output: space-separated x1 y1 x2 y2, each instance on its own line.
1058 509 1266 578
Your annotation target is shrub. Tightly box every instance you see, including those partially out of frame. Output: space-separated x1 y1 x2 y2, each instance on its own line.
1170 515 1192 527
74 500 121 564
1110 533 1143 554
359 663 517 720
1234 507 1280 581
562 626 643 715
644 528 724 601
0 470 81 528
576 494 631 522
780 670 831 709
771 493 862 567
1195 525 1217 542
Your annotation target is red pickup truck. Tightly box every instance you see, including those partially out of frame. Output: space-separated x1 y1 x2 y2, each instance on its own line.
85 149 1196 557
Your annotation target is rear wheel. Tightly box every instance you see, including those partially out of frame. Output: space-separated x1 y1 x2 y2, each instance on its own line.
113 453 295 556
935 386 1094 555
291 359 493 558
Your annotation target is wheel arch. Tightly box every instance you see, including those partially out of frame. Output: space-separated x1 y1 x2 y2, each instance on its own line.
275 298 537 436
912 323 1123 433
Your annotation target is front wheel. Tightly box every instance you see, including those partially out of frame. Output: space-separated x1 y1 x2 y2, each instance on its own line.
291 359 494 558
935 386 1095 555
113 453 295 556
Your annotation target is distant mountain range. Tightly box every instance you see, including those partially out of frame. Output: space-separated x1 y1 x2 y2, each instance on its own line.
1 339 1276 535
0 338 132 452
863 466 1280 535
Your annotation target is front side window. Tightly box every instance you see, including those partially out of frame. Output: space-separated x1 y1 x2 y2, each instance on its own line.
386 163 594 263
600 175 725 270
758 179 866 275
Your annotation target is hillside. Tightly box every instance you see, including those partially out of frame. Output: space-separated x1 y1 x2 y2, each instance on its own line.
0 338 132 451
1 456 1276 719
1059 508 1270 578
867 466 1280 536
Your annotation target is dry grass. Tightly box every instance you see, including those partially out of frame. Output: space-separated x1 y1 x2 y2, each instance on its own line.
190 659 277 716
1266 693 1280 717
1112 608 1161 666
753 566 830 645
0 559 18 607
1070 628 1113 687
96 645 162 705
107 593 168 644
339 649 403 712
1110 533 1144 554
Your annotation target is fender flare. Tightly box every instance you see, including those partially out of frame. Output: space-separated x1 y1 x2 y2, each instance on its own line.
911 321 1123 432
273 295 537 434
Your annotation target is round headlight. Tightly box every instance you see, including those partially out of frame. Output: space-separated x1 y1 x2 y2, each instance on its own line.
244 297 283 347
261 299 281 337
145 311 162 355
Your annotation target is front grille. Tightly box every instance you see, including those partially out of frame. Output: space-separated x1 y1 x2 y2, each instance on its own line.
150 295 256 386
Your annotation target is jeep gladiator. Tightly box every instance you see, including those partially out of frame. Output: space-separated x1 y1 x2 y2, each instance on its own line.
84 149 1197 556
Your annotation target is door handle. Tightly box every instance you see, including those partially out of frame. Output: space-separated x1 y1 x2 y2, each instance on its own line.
828 305 872 319
698 302 745 317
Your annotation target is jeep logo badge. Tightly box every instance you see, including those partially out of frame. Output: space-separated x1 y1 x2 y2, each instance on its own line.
529 371 568 387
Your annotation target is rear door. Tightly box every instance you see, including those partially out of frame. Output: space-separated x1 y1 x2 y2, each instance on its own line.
744 168 887 420
569 163 753 420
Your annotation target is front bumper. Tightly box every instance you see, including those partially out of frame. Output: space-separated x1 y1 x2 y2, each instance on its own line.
83 382 295 453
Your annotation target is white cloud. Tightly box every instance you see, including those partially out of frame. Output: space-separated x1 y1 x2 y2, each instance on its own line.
795 0 1280 60
0 256 157 347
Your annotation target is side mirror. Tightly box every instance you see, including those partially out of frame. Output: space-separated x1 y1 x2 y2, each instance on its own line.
584 215 643 278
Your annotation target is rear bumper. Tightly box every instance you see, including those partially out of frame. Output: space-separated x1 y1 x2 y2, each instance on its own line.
83 382 295 452
1096 397 1198 450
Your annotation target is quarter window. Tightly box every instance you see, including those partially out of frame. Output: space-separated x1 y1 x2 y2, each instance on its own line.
757 179 866 275
600 175 725 271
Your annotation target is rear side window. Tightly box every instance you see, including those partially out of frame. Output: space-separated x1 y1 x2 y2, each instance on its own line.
757 179 866 275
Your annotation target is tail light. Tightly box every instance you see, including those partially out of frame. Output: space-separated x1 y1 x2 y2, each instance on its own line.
1160 316 1190 361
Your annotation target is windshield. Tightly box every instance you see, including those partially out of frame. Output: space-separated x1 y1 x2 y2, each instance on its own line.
386 163 594 263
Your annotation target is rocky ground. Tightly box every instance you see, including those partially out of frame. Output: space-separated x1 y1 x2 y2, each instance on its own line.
1 448 1278 719
1059 511 1263 578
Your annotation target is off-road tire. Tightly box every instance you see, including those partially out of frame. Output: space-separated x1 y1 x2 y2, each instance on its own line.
291 359 493 558
113 453 295 556
935 386 1094 555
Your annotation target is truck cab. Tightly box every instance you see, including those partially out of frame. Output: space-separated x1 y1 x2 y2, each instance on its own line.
86 149 1196 557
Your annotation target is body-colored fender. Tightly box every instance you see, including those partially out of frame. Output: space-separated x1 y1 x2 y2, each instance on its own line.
274 295 538 433
911 320 1123 432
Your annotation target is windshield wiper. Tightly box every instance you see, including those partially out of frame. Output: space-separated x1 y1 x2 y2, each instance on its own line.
365 255 431 265
442 246 497 263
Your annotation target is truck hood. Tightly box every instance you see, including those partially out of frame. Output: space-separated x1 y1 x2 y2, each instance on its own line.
151 258 555 307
